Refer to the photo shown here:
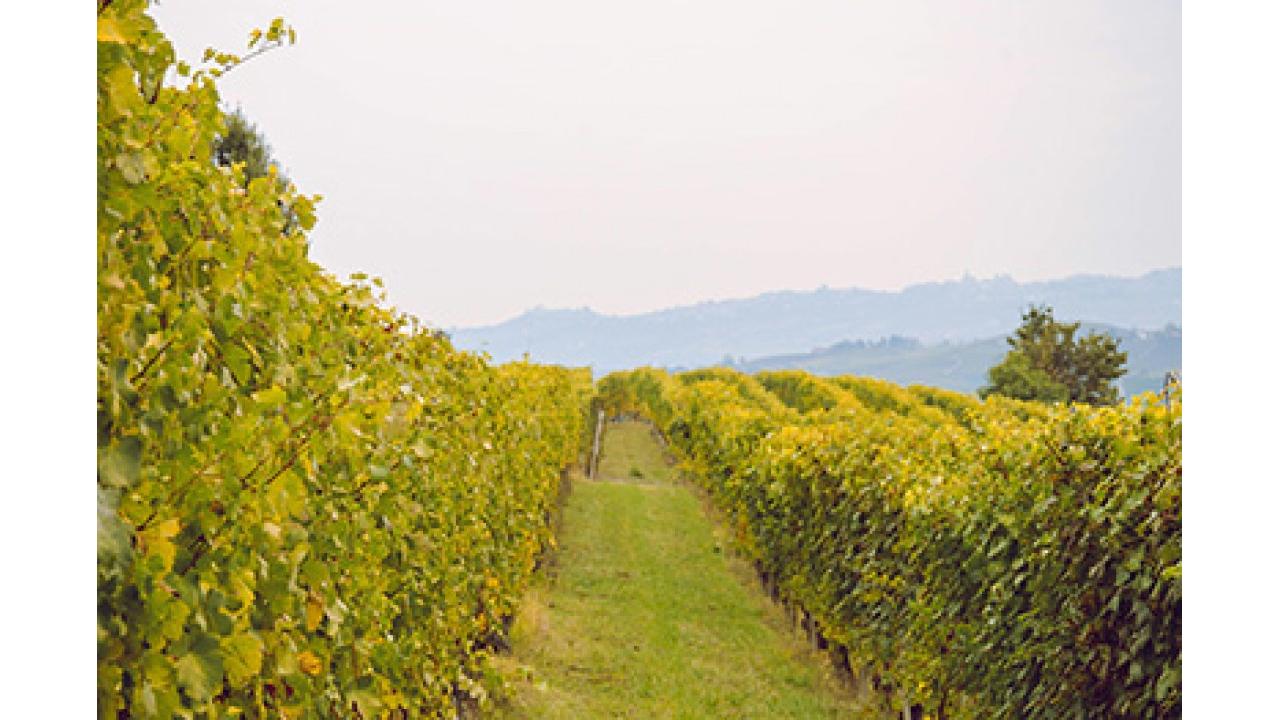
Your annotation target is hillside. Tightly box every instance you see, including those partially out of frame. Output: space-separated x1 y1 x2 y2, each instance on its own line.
450 269 1181 374
731 324 1182 398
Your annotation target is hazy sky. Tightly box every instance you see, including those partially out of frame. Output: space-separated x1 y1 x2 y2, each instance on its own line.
151 1 1180 328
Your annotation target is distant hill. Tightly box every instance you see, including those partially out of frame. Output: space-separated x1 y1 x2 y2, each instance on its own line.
449 268 1181 376
730 324 1182 398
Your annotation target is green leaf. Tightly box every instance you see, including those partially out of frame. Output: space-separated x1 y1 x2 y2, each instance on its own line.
265 470 306 519
152 592 190 643
221 632 264 688
253 385 287 406
98 486 132 564
102 436 142 488
115 152 148 184
1156 665 1179 701
176 652 217 702
350 689 384 718
223 343 251 384
103 65 142 118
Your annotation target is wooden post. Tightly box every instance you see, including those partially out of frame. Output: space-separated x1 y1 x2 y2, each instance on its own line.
589 409 604 479
1161 370 1180 410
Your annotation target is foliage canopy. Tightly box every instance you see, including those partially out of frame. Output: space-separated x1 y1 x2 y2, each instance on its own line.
600 367 1181 718
980 305 1127 405
97 3 587 716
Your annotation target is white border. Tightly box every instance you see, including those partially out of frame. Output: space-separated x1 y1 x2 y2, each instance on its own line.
1183 0 1280 715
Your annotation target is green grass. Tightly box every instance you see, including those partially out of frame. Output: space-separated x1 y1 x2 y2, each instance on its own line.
594 420 676 483
492 421 878 718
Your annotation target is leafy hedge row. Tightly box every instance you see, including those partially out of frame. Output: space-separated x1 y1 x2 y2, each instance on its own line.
597 368 1181 718
97 4 588 716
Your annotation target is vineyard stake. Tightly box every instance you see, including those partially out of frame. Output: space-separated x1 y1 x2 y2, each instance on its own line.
590 409 604 479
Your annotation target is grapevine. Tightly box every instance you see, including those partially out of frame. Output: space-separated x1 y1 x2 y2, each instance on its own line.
98 3 588 716
598 367 1181 718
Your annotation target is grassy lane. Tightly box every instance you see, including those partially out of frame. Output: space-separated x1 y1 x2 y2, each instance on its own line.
493 421 876 718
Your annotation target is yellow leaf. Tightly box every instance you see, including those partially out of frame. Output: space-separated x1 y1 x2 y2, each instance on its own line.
229 570 255 614
98 17 127 44
253 385 287 406
138 518 181 572
305 596 324 632
297 650 323 676
152 517 181 539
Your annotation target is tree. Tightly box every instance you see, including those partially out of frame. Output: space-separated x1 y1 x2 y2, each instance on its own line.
979 305 1127 405
213 108 280 183
212 108 302 234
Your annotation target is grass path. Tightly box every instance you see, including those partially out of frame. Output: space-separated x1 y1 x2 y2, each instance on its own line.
493 421 876 718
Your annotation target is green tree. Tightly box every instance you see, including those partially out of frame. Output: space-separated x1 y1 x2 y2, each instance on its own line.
212 108 301 233
213 108 279 183
979 305 1127 405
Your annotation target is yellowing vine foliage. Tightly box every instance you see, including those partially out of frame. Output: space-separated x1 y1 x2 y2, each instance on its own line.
598 368 1181 719
97 3 587 716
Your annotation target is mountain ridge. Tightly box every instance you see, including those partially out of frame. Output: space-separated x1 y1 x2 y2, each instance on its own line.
449 268 1181 376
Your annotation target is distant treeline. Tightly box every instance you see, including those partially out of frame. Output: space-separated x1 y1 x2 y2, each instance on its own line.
729 324 1181 398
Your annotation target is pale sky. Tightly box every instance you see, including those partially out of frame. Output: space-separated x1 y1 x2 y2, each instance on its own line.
151 1 1180 328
